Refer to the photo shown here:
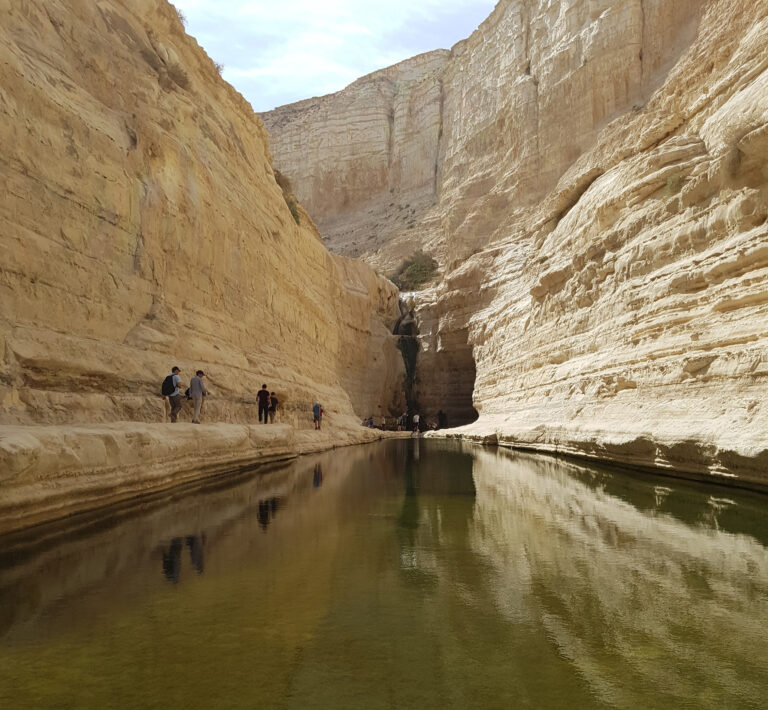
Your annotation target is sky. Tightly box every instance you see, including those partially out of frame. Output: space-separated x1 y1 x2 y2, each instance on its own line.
172 0 497 112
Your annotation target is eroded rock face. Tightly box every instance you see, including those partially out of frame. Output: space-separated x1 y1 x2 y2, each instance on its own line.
264 0 768 484
262 52 450 272
0 0 404 428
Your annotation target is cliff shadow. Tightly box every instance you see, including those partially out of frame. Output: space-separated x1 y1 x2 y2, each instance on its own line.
394 298 477 429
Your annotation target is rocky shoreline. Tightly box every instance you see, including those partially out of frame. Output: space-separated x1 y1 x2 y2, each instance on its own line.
3 415 766 538
0 420 410 537
432 417 768 493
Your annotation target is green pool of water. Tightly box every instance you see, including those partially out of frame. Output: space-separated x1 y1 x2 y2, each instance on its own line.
1 439 767 709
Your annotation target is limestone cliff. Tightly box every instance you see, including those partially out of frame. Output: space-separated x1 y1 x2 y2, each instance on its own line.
264 0 768 485
262 52 450 271
0 0 404 431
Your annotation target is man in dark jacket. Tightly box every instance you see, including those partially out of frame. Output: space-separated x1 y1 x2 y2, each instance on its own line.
257 384 270 424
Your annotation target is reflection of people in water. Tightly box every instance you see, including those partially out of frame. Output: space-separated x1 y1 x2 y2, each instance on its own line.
257 498 280 531
186 535 206 574
313 463 324 489
161 535 206 582
162 537 184 584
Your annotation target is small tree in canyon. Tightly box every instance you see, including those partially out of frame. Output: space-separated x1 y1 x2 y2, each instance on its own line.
390 250 438 291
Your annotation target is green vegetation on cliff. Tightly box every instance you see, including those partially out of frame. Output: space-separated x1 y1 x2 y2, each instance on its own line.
390 250 438 291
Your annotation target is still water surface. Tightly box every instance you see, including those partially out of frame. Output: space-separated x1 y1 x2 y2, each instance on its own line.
1 440 767 709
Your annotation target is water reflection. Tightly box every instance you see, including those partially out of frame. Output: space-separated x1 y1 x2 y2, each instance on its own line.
469 448 768 709
313 463 323 489
0 441 766 710
159 535 206 584
161 538 183 584
257 498 281 532
187 535 205 575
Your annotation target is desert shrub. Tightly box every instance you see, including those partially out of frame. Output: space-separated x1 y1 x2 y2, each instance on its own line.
286 196 300 225
274 170 300 225
214 61 224 76
175 7 187 27
390 250 438 291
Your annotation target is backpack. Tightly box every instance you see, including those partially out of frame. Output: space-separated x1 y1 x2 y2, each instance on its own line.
161 375 176 396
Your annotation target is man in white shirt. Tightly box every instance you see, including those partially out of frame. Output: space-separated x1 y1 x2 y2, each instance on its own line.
189 370 209 424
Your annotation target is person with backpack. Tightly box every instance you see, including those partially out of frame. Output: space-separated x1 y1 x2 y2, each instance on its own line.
257 384 270 424
189 370 209 424
268 392 279 423
161 366 184 423
313 402 323 430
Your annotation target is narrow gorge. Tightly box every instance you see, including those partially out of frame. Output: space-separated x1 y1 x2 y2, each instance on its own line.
0 0 767 536
264 0 768 486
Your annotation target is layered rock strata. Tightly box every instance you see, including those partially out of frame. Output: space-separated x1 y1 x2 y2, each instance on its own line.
0 0 404 426
0 0 406 529
0 421 406 537
262 52 449 272
265 0 768 485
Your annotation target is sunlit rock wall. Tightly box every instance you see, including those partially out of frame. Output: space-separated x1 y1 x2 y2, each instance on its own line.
0 0 405 429
460 0 768 484
262 51 449 271
264 0 768 483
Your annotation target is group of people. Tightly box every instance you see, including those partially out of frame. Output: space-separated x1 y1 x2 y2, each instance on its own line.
256 384 280 424
161 369 280 425
161 366 209 424
367 410 446 433
160 367 446 435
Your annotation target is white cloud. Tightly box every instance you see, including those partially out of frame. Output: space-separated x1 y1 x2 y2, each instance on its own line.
172 0 496 111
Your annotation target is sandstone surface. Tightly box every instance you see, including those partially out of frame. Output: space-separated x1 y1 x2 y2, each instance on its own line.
265 0 768 485
0 418 408 537
0 0 407 530
0 0 406 426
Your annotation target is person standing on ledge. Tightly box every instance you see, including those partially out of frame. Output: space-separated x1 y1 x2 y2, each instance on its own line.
268 392 279 423
313 402 324 430
257 384 270 424
412 412 420 435
161 366 185 423
189 370 209 424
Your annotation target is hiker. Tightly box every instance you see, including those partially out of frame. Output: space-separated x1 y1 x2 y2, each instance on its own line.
412 412 420 434
397 412 407 431
313 402 324 430
268 392 279 423
189 370 209 424
257 384 270 424
161 366 184 423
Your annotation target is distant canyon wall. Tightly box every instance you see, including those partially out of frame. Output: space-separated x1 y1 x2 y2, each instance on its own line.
0 0 404 429
262 0 703 273
264 0 768 485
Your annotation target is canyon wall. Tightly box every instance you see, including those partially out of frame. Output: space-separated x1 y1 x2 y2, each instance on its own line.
262 52 450 271
0 0 405 431
264 0 768 485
